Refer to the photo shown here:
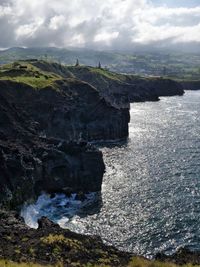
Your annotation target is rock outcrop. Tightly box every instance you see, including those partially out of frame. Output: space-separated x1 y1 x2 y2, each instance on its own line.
1 210 200 267
0 210 131 266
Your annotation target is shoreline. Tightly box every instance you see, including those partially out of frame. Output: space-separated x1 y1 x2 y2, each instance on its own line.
1 60 199 266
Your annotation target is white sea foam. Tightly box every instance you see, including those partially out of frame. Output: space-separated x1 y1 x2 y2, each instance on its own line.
21 192 97 229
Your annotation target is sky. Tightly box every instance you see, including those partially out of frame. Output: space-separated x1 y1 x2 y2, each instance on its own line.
0 0 200 51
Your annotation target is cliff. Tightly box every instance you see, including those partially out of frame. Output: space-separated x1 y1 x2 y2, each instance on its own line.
181 80 200 91
64 66 184 103
0 61 130 207
0 92 104 208
0 61 189 267
0 62 130 142
0 60 185 207
29 61 184 104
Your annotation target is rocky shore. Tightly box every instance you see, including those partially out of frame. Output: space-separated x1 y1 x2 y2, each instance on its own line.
0 210 131 266
1 210 200 266
0 60 190 266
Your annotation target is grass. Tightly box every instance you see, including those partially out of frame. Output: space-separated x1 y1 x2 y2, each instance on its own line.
2 258 200 267
128 257 200 267
0 260 58 267
89 67 126 82
40 234 81 249
0 60 146 91
40 234 67 245
0 61 61 89
65 65 128 82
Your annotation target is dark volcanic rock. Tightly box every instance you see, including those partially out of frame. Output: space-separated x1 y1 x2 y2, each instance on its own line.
123 76 184 100
39 142 104 195
38 216 60 229
0 210 132 266
0 87 105 208
0 138 104 208
181 80 200 91
144 78 184 97
0 79 130 142
65 66 184 104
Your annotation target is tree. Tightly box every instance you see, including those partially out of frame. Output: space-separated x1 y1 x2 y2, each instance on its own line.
98 61 102 69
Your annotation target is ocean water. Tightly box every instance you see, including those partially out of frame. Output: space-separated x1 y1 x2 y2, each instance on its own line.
21 91 200 258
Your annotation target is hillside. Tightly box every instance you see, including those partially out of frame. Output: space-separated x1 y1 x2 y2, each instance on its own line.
0 47 200 81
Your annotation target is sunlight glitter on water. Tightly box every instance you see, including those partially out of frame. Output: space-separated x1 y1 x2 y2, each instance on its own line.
21 91 200 257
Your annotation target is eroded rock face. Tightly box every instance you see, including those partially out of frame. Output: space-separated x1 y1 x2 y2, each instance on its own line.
122 77 184 102
0 90 104 208
65 66 184 104
0 79 130 142
38 141 104 195
0 139 104 208
145 78 184 97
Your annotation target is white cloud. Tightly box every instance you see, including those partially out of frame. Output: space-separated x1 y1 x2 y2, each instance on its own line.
0 0 200 49
16 18 44 39
49 15 66 30
94 31 119 44
131 6 200 44
0 5 12 17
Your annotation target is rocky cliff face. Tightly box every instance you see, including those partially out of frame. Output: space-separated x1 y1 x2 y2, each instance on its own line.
30 63 184 105
0 61 185 208
0 78 130 142
65 66 184 104
0 87 104 208
181 80 200 90
121 76 184 101
0 61 133 208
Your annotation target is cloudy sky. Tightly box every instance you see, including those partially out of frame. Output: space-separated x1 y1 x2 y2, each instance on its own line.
0 0 200 50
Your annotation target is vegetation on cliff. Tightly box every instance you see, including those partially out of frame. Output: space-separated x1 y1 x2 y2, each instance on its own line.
0 61 61 89
0 60 184 99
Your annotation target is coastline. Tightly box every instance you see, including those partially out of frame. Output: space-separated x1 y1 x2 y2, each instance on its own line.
1 60 199 266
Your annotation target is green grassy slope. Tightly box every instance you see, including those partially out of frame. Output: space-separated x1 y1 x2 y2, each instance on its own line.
0 61 61 89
